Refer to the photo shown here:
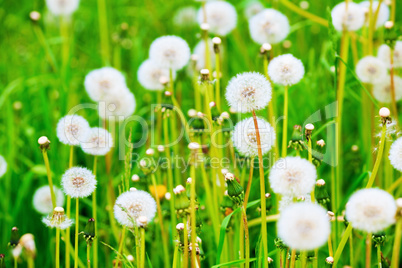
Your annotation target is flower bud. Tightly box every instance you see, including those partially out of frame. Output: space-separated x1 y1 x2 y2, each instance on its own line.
315 179 330 209
38 136 50 151
174 185 190 212
9 227 19 248
84 218 95 243
225 173 244 205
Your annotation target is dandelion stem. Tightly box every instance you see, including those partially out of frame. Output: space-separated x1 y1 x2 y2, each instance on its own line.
114 226 126 268
243 157 254 208
190 165 197 268
60 16 69 78
135 227 140 268
391 217 402 268
282 86 289 157
241 207 250 268
97 0 110 64
203 29 212 75
42 150 56 209
74 198 80 268
349 230 354 267
365 233 372 268
56 228 60 268
140 227 145 268
251 110 269 267
279 0 328 27
183 216 189 268
366 123 386 188
301 251 307 268
377 243 382 268
308 138 315 203
92 156 98 268
391 0 395 22
173 242 179 268
290 249 296 268
333 224 353 267
389 49 399 124
215 46 221 111
87 244 90 268
66 146 74 268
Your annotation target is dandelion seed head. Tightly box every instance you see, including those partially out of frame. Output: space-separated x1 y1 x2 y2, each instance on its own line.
84 67 127 102
42 207 74 230
46 0 79 16
33 185 65 214
373 75 402 103
98 90 136 121
249 9 290 45
244 1 264 19
138 59 175 90
356 56 387 84
81 127 113 156
389 137 402 172
149 36 190 70
0 155 7 178
278 202 330 250
331 2 365 31
268 54 305 86
232 117 275 157
61 167 96 198
377 42 402 68
225 72 272 113
173 6 198 27
114 190 157 228
197 1 237 36
56 115 90 146
346 188 396 233
269 156 317 197
359 1 390 28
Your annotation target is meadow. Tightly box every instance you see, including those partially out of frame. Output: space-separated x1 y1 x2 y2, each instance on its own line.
0 0 402 267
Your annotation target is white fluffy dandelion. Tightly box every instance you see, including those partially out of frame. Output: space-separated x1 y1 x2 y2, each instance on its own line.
269 156 317 197
268 54 305 86
46 0 80 16
355 56 387 84
81 127 113 156
232 117 275 157
33 185 65 214
389 137 402 172
197 1 237 36
114 190 157 228
225 72 272 113
373 75 402 103
193 39 216 71
84 67 127 102
98 90 136 121
377 42 402 68
61 167 96 198
137 59 175 90
42 207 74 229
173 6 198 27
249 9 290 45
346 188 396 233
149 36 191 70
244 1 264 19
0 155 7 178
56 115 90 146
278 202 330 250
359 1 390 29
331 2 365 32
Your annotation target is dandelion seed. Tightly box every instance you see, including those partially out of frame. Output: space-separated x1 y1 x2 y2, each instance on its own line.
331 2 365 32
98 90 136 121
389 137 402 172
56 115 90 146
197 1 237 36
269 156 317 197
46 0 80 16
138 59 175 90
114 190 157 228
225 72 272 113
355 56 387 84
84 67 127 102
33 185 65 214
346 188 396 233
359 1 390 29
61 167 97 198
277 202 330 250
81 127 113 156
149 36 191 70
0 155 7 178
268 54 304 86
249 9 290 45
377 42 402 68
232 117 275 157
244 1 264 19
43 207 74 230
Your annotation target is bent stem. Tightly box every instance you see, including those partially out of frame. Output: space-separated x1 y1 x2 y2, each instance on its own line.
282 86 289 157
251 110 269 267
366 123 386 188
74 198 80 268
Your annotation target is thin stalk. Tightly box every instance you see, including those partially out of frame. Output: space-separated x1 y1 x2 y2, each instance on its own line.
366 234 372 268
251 110 269 267
282 86 289 157
239 212 244 265
215 47 221 110
391 218 402 268
377 244 382 268
66 146 74 268
60 16 69 77
390 49 399 123
387 176 402 193
290 249 296 268
242 207 250 268
140 228 146 268
97 0 110 64
313 249 318 268
42 150 56 208
367 0 374 54
391 0 395 22
183 217 189 268
56 228 60 268
173 242 179 268
333 224 353 267
135 227 140 268
190 165 197 268
87 245 90 268
285 249 290 268
308 138 315 202
14 257 17 268
114 227 126 268
349 230 354 267
74 198 80 268
301 251 307 268
28 257 34 268
279 0 329 27
366 124 386 188
243 157 254 208
203 31 212 74
92 156 98 268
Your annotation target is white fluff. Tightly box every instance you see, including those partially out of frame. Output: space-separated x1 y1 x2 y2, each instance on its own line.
277 202 330 250
359 1 389 29
81 127 113 156
355 56 387 84
244 1 264 19
33 185 65 214
268 54 305 86
56 115 90 146
61 167 96 198
149 36 191 70
249 9 290 45
98 90 136 121
269 157 317 197
46 0 80 16
114 190 157 228
225 72 272 113
197 1 237 36
84 67 127 102
389 137 402 172
137 59 175 90
232 117 275 157
377 42 402 68
0 155 7 178
346 188 396 233
173 6 198 27
42 208 74 229
331 2 365 32
193 39 216 71
373 75 402 103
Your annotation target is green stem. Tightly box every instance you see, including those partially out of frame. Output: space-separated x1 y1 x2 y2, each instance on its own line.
42 150 56 209
214 46 221 111
74 198 80 268
290 249 296 268
56 228 60 268
366 234 372 268
97 0 110 64
391 218 402 268
242 207 250 268
279 0 328 27
377 243 382 268
135 227 140 268
114 227 126 268
87 245 91 268
252 110 269 267
190 165 197 268
349 230 354 267
390 49 399 124
366 124 386 188
282 86 289 157
203 31 211 74
92 156 98 268
173 242 179 268
301 251 307 268
243 157 254 208
66 146 74 268
140 228 145 268
333 224 353 267
60 16 69 78
308 138 315 203
183 216 189 268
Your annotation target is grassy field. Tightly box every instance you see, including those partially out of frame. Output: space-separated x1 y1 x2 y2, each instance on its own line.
1 0 402 267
